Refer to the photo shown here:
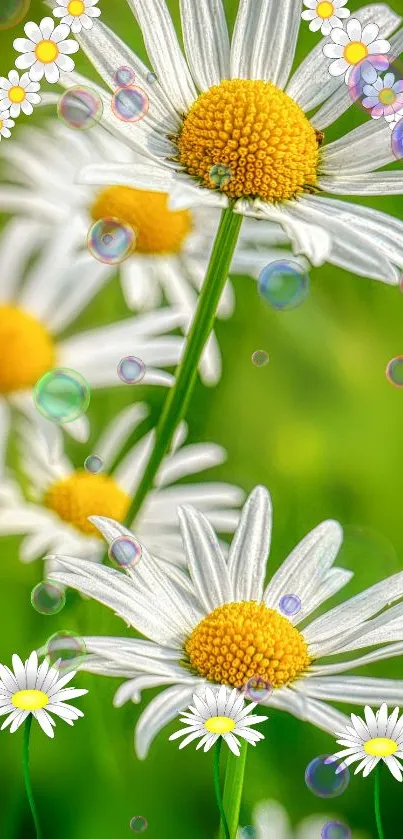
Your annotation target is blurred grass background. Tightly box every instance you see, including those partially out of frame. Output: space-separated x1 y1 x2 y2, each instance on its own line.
0 0 403 836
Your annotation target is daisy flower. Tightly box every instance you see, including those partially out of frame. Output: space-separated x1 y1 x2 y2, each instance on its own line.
52 0 403 283
323 18 391 83
362 71 403 121
0 650 87 737
0 217 185 448
47 486 403 759
14 17 79 84
0 404 243 566
302 1 350 37
169 685 267 755
53 0 101 33
0 109 14 141
331 704 403 781
237 800 364 839
0 70 41 118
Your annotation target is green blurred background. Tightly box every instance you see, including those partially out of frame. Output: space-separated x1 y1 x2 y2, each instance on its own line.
1 0 403 836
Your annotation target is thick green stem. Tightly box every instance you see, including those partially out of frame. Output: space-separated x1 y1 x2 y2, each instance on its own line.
23 716 43 839
214 739 230 839
219 741 248 839
124 206 243 526
374 762 385 839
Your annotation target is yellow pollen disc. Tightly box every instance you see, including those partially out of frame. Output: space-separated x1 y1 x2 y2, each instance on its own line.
364 737 398 757
9 85 25 103
316 1 334 18
185 601 311 689
12 689 49 710
343 42 369 65
205 716 236 734
67 0 85 14
177 79 319 202
379 88 396 105
35 40 59 64
0 306 55 394
91 187 192 255
44 471 130 536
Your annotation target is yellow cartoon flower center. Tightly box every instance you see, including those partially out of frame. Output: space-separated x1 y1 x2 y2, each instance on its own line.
344 42 369 66
91 187 192 254
12 689 49 710
68 0 85 14
9 85 25 103
185 601 311 689
0 119 3 130
0 306 55 394
364 737 398 757
379 87 396 105
43 471 130 536
205 716 236 734
35 40 59 64
316 1 334 18
177 79 319 202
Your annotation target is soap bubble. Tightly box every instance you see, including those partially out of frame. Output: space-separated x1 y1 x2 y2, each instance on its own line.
209 164 232 187
386 356 403 388
251 350 269 367
348 56 390 112
279 594 301 617
58 86 103 130
305 755 350 799
112 86 149 122
87 217 136 265
258 260 309 310
240 828 256 839
113 66 135 87
130 816 148 833
117 356 146 384
147 72 158 84
34 368 90 424
84 455 104 474
322 822 351 839
109 535 142 568
31 581 65 615
392 117 403 161
244 676 272 702
45 631 86 673
0 0 30 30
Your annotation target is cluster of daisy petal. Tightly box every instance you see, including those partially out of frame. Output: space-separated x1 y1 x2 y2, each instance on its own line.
0 1 100 140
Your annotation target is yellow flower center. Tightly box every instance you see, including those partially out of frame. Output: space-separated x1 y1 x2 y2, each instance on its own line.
35 40 59 64
0 119 3 130
205 716 236 734
0 306 55 394
185 601 311 689
343 42 369 66
9 85 25 103
379 87 397 105
67 0 85 14
177 79 319 202
316 1 334 18
43 471 130 536
91 187 192 254
12 689 49 710
364 737 398 757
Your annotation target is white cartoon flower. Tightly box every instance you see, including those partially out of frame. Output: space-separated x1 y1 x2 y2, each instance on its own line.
331 704 403 781
363 72 403 122
323 18 391 83
0 109 14 141
0 70 41 118
53 0 101 34
301 1 350 37
13 17 79 84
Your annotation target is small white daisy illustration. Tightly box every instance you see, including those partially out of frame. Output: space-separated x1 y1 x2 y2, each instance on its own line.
301 0 350 37
53 0 101 34
363 71 403 120
13 17 79 84
323 18 391 83
0 70 41 118
331 704 403 781
169 685 268 755
0 650 87 737
0 109 14 141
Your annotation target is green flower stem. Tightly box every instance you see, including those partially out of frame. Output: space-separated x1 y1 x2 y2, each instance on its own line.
214 739 230 839
124 206 243 526
23 716 43 839
219 741 248 839
374 762 385 839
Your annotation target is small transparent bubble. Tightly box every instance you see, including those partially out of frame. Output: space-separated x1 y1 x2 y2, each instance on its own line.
386 356 403 388
244 676 273 702
45 631 86 673
109 535 142 568
112 86 149 122
251 350 269 367
147 72 158 84
0 0 30 30
209 164 232 188
114 66 136 87
279 594 301 617
322 822 351 839
84 454 104 474
34 368 90 424
31 581 65 616
88 217 136 265
392 117 403 161
258 260 309 311
58 86 103 131
305 755 350 799
130 817 148 833
240 828 256 839
117 356 146 384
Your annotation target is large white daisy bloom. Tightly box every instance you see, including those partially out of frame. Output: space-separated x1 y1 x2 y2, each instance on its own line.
302 1 351 37
237 800 367 839
14 17 79 84
53 0 403 285
53 0 101 33
0 404 243 566
47 486 403 758
0 650 87 737
331 703 403 781
0 217 185 449
0 70 41 118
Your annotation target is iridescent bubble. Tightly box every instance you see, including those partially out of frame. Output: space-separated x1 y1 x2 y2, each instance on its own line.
322 821 351 839
240 828 256 839
34 368 90 424
305 755 350 799
31 581 65 615
117 356 146 384
112 86 149 122
130 816 148 833
0 0 30 30
87 217 136 265
209 164 232 187
84 454 104 474
348 56 391 113
258 260 309 311
114 66 136 87
244 676 273 702
109 535 142 568
58 86 103 131
386 356 403 388
279 594 301 617
251 350 269 367
45 631 86 673
392 117 403 162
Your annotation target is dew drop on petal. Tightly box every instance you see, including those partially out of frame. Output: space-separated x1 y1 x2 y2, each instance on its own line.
109 535 142 568
31 581 65 615
113 66 136 87
130 817 148 833
34 368 90 424
0 0 30 30
147 72 158 84
117 356 146 384
58 86 103 130
209 164 232 187
279 594 301 617
84 454 104 474
87 217 136 265
112 86 149 122
258 260 309 310
386 356 403 388
305 755 350 798
45 631 87 673
321 821 351 839
244 676 273 702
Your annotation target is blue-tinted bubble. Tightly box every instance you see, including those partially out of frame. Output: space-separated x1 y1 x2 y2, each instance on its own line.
130 817 148 833
244 676 272 702
58 86 103 130
45 631 86 673
279 594 301 617
84 454 104 474
34 368 90 424
386 356 403 388
322 821 351 839
88 217 136 265
209 164 232 187
392 117 403 161
112 86 149 122
109 535 142 568
0 0 30 29
117 356 146 384
305 755 350 799
31 581 65 615
258 260 309 310
114 66 135 87
240 828 256 839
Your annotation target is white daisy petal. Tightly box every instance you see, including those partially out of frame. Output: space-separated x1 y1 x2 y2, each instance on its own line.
227 486 272 602
178 505 233 611
179 0 230 90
